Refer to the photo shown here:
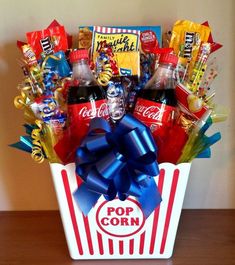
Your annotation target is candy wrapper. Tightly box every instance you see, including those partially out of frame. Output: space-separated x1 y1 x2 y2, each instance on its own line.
170 20 211 59
27 26 68 60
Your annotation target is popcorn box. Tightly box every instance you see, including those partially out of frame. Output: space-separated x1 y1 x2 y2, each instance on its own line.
50 162 191 259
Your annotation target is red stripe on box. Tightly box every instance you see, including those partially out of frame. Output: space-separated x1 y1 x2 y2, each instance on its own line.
160 169 180 254
129 239 134 255
119 240 124 255
74 175 94 255
139 232 146 254
149 169 165 254
61 170 83 255
82 215 94 255
108 239 114 255
97 231 104 255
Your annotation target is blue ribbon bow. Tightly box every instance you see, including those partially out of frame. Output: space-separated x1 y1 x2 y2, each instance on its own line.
74 114 161 218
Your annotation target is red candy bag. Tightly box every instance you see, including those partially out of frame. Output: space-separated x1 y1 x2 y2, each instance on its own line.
26 25 68 59
47 19 73 49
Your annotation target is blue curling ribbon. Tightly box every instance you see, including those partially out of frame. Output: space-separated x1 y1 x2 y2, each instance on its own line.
9 124 35 153
74 114 161 218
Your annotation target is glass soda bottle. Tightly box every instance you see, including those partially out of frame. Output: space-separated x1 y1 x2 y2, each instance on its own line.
67 49 109 129
133 53 178 133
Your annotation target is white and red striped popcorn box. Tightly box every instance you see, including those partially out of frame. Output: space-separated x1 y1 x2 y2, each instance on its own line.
50 162 191 259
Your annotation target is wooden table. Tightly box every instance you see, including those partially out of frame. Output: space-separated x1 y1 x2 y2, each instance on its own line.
0 210 234 265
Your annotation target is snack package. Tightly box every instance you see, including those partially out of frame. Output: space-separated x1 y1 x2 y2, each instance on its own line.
169 20 211 82
78 27 93 50
26 25 68 59
114 51 140 76
169 20 211 59
47 19 72 49
21 44 38 66
91 26 140 61
19 44 44 97
78 26 161 51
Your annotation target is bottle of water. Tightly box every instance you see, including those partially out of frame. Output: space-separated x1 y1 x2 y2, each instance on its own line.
107 81 125 122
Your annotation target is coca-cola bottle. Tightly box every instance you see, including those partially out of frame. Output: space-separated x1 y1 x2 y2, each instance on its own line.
67 49 109 129
54 49 109 164
133 53 178 133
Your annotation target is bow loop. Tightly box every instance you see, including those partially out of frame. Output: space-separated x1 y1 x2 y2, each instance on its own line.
86 169 112 195
96 151 126 180
85 135 110 153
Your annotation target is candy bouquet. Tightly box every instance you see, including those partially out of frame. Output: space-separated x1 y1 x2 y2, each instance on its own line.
11 20 227 259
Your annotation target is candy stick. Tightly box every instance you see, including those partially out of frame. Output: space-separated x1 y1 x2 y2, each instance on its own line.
191 65 207 93
188 43 211 92
182 60 190 83
200 57 218 95
204 91 216 103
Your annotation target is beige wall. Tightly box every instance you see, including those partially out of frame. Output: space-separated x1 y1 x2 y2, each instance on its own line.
0 0 234 210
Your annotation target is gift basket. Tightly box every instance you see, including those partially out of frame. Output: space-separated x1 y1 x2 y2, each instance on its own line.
11 20 227 259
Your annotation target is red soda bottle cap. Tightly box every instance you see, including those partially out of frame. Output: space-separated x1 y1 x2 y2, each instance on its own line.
69 49 89 63
159 53 178 67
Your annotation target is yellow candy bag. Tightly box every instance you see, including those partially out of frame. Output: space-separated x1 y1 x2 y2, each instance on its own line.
169 20 211 82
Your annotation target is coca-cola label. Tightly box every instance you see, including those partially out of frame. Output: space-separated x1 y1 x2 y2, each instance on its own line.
68 99 109 126
133 98 175 132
